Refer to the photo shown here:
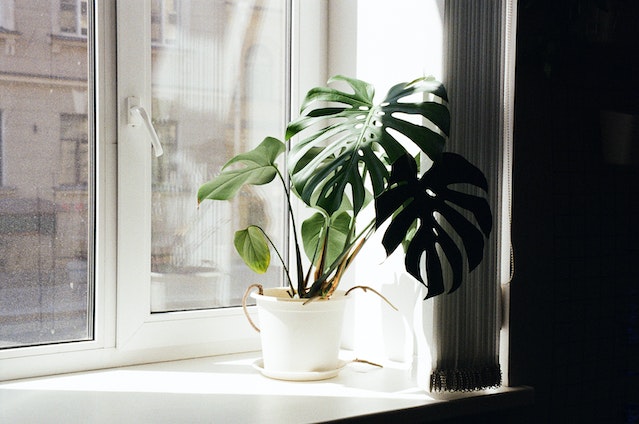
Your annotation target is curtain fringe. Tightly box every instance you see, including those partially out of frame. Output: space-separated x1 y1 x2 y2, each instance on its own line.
430 364 502 392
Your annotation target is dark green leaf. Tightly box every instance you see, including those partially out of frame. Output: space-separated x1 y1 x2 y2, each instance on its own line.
286 76 450 218
375 153 492 298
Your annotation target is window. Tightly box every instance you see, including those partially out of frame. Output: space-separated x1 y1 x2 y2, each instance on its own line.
0 1 92 351
148 0 288 313
0 1 17 55
59 0 88 37
0 0 515 385
0 0 15 31
0 0 324 381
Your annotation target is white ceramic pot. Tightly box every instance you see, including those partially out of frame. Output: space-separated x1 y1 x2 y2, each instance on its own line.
249 287 349 377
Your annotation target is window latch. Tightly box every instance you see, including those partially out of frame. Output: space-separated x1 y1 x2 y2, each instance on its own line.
127 96 164 157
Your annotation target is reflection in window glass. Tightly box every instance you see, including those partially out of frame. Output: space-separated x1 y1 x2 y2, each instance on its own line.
151 0 288 312
0 2 92 348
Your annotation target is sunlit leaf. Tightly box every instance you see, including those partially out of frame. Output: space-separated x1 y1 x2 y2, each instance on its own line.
286 75 449 217
301 211 353 268
197 137 285 203
234 226 271 274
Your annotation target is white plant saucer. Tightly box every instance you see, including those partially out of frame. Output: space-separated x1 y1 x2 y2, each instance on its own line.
252 359 347 381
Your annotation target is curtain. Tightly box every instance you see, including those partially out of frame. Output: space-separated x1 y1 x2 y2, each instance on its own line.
429 0 516 392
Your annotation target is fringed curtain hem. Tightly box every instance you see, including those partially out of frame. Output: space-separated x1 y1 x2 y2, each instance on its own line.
430 364 502 392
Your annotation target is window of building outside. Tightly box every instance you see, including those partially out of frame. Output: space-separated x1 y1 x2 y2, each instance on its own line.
59 114 89 187
0 2 18 56
151 0 178 45
0 0 509 387
0 1 15 31
59 0 88 37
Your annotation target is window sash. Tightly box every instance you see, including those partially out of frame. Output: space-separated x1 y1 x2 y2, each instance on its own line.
0 0 325 381
115 0 286 350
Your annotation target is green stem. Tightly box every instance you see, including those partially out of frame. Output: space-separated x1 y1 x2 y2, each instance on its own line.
312 215 331 280
275 168 305 296
255 226 294 292
306 218 376 298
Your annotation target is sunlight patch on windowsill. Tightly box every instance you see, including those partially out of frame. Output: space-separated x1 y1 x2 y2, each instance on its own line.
1 353 428 399
0 352 533 423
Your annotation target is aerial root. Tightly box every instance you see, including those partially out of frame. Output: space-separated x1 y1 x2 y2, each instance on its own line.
344 285 398 311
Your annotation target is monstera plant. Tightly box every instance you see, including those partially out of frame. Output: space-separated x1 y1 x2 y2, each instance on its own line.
198 75 492 301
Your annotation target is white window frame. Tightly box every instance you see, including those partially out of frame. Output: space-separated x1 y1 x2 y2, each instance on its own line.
0 0 326 381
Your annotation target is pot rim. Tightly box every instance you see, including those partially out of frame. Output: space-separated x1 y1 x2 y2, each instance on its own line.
251 287 349 303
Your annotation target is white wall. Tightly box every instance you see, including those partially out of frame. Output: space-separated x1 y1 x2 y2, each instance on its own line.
327 0 445 386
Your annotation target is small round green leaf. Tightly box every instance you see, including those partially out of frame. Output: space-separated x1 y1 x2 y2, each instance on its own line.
234 226 271 274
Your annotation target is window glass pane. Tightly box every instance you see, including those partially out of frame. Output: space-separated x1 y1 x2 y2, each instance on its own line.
151 0 288 312
0 2 93 348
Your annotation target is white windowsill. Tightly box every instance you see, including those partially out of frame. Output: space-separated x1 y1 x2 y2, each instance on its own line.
0 351 533 423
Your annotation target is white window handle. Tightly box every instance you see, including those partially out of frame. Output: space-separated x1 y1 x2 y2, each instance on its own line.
127 97 164 157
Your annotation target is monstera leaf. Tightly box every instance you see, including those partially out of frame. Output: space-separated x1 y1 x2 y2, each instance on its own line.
286 75 450 217
197 137 285 203
375 153 492 299
301 211 353 269
234 225 270 274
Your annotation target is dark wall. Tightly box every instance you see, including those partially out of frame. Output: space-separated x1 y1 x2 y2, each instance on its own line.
509 0 639 423
425 3 639 423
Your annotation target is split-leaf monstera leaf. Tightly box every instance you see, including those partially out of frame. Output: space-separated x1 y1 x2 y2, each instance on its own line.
375 153 492 298
286 75 450 216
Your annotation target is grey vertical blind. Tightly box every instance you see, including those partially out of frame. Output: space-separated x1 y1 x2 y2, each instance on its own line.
430 0 516 392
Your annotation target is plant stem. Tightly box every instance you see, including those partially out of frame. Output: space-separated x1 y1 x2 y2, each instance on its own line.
312 216 331 282
345 285 398 311
306 218 376 298
255 226 294 292
275 168 305 296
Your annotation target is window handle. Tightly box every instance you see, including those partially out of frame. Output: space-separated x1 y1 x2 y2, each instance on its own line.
127 97 164 157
